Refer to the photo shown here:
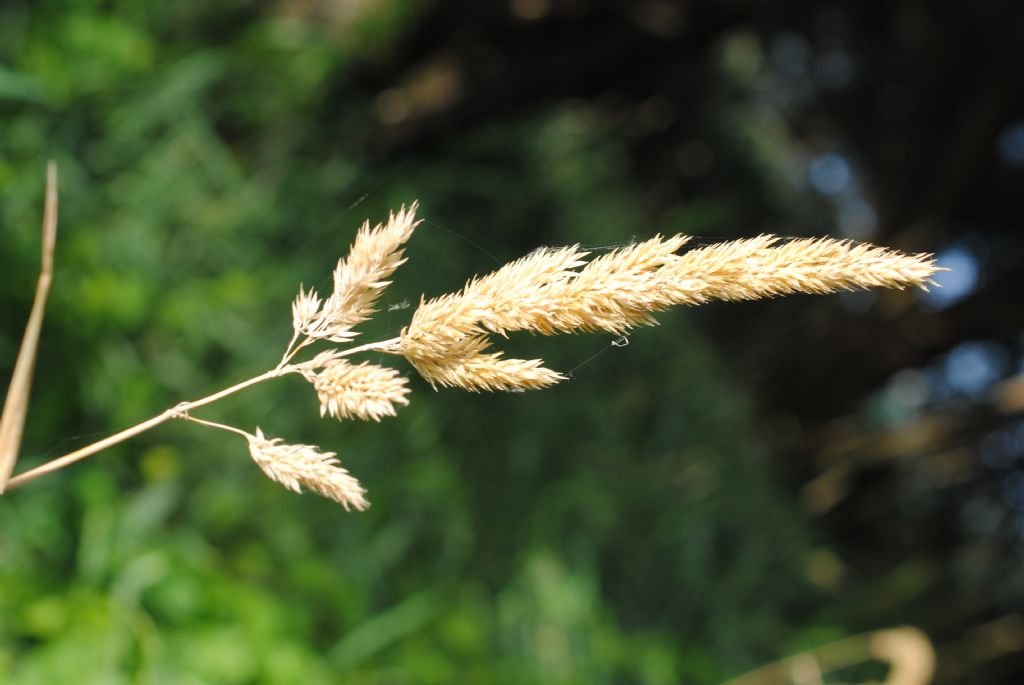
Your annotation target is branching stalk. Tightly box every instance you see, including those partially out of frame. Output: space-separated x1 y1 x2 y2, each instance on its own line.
5 367 285 489
4 334 405 491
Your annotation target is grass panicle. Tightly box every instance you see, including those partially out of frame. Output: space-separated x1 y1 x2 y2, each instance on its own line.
4 197 944 509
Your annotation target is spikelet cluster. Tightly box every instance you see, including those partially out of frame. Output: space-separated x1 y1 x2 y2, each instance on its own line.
657 235 941 304
291 203 420 342
408 344 566 392
399 233 939 391
310 357 411 421
246 428 369 511
249 204 940 509
249 206 422 506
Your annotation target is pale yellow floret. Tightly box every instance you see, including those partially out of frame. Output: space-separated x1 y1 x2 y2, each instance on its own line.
246 428 369 511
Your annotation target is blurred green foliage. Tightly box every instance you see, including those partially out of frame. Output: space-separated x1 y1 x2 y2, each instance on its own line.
0 2 842 683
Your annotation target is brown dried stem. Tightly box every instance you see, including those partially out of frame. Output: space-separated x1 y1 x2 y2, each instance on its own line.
0 161 59 492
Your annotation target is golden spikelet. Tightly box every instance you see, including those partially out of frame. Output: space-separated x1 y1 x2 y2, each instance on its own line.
408 347 565 392
291 286 323 334
533 233 692 334
400 233 690 357
402 246 587 347
465 245 589 308
658 235 941 304
246 428 369 511
293 202 420 342
311 358 410 421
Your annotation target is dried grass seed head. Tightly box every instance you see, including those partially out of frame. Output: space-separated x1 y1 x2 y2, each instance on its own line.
246 428 369 511
312 358 411 421
407 347 565 392
659 235 942 304
399 230 941 391
293 202 420 343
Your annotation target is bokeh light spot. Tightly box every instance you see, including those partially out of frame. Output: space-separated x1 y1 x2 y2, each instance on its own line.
809 153 852 195
996 120 1024 167
920 245 979 310
943 340 1008 397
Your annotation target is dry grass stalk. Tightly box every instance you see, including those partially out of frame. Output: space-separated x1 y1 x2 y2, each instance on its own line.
0 161 58 492
5 198 944 510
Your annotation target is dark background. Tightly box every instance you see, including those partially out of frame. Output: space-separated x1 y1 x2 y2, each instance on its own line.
1 0 1022 682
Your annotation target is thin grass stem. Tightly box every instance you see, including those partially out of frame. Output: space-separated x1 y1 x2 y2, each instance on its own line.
5 367 285 490
0 162 59 492
176 414 253 439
